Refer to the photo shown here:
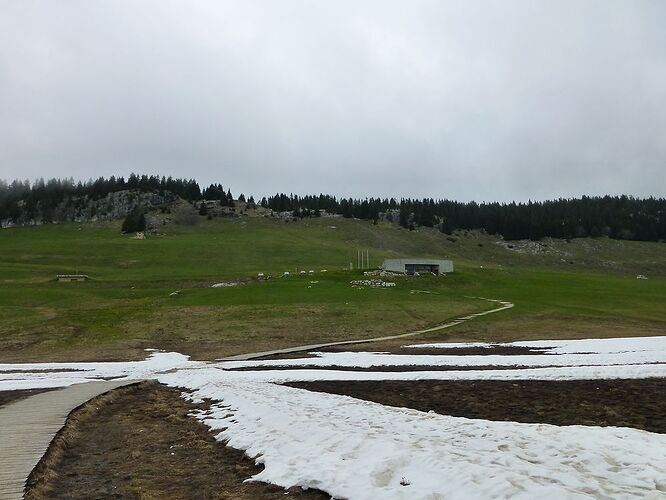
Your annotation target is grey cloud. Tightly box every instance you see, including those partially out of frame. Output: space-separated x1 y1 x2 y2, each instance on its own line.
0 0 665 201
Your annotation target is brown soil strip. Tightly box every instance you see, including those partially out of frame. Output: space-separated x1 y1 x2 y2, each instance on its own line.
0 389 53 408
256 344 548 360
287 378 666 434
394 345 549 356
0 368 85 374
25 381 330 500
226 364 534 372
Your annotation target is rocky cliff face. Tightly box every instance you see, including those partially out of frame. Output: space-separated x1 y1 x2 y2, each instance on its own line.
1 190 179 228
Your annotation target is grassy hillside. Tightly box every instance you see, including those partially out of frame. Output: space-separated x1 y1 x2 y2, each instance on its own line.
0 216 664 361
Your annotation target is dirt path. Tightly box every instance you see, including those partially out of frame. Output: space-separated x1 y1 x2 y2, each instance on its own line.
24 381 329 499
0 380 135 500
220 297 513 361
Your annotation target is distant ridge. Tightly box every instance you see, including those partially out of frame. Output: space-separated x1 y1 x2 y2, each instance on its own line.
1 174 664 242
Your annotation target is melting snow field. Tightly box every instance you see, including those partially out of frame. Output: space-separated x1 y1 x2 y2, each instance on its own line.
2 336 666 499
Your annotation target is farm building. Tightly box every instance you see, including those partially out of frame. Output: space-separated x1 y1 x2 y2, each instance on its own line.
382 259 453 275
56 274 89 282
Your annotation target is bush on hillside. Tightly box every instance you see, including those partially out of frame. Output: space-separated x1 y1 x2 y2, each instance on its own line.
174 206 199 226
121 206 146 233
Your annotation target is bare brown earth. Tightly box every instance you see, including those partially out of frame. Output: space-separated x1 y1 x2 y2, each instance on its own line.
255 343 548 361
0 388 53 408
25 381 330 500
323 345 548 356
287 378 666 434
3 312 662 364
254 316 666 362
226 364 537 372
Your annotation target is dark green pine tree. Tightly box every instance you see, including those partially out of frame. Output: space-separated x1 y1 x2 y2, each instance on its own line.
398 203 410 228
121 206 146 233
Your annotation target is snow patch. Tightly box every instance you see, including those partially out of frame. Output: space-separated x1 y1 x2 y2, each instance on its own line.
3 336 666 498
408 335 666 355
158 371 666 499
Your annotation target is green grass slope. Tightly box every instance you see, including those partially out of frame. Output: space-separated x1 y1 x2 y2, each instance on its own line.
0 216 664 361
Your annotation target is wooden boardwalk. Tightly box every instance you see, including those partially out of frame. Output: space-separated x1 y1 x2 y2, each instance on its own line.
0 380 135 500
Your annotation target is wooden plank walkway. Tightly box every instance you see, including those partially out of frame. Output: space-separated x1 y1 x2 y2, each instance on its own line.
0 380 136 500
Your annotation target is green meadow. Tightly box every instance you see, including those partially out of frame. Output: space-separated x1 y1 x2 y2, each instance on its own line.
1 216 664 361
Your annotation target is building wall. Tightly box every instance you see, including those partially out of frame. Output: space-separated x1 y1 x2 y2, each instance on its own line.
382 259 454 274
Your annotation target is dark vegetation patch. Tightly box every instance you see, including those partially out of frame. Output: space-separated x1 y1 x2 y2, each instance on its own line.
0 368 85 373
286 378 666 434
25 381 330 500
256 344 548 361
226 364 534 372
395 345 549 356
254 351 329 361
0 388 53 408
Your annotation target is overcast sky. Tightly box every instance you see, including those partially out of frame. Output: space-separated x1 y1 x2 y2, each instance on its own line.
1 1 665 202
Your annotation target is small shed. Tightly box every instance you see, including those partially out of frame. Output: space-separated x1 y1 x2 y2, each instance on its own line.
56 274 89 282
382 259 453 275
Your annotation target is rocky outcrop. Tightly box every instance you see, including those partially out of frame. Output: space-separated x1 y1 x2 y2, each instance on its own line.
1 190 178 228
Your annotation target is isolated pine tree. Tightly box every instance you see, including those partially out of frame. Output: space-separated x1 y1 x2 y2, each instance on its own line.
121 206 146 233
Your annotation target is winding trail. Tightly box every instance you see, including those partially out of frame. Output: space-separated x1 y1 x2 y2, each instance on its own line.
0 380 135 500
0 297 512 498
220 297 513 361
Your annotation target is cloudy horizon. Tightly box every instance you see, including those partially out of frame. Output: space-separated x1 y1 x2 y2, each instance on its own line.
1 1 665 203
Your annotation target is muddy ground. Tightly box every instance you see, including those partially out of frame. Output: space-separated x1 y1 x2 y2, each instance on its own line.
0 388 53 408
25 381 330 500
256 343 548 360
227 364 535 372
322 344 549 356
287 378 666 433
